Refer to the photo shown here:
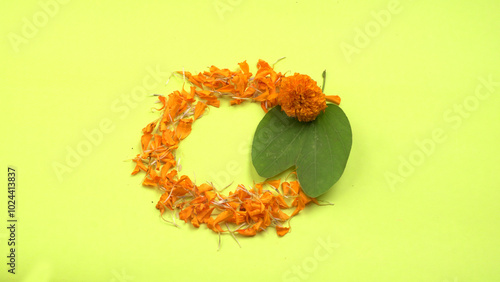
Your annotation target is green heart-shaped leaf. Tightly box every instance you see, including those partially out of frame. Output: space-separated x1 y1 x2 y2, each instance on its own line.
251 104 352 197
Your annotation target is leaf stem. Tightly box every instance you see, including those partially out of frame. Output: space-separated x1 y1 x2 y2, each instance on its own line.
322 70 326 92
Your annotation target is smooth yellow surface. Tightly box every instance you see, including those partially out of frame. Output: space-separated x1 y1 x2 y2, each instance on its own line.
1 0 500 281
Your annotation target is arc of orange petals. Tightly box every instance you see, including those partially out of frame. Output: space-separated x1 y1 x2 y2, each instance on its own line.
131 60 334 239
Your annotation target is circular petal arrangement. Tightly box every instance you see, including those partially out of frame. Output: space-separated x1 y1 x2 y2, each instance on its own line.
131 60 341 237
278 73 327 122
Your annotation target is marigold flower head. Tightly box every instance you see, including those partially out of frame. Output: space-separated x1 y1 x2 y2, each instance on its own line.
277 73 327 122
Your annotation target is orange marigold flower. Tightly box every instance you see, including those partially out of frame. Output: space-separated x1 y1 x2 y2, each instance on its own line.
277 73 327 122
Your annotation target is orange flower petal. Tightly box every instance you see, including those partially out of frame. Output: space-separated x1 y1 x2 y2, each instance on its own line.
237 228 257 237
174 118 193 140
193 101 207 120
238 60 250 75
325 95 341 105
276 226 290 237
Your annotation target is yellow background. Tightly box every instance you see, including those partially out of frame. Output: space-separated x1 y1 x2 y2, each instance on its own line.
1 0 500 281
